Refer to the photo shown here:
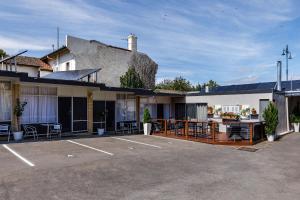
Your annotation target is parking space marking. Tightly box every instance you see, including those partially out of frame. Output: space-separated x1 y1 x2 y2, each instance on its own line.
112 137 162 149
2 144 35 167
67 140 114 156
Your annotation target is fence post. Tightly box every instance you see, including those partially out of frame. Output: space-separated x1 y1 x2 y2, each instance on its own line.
249 123 253 145
185 120 188 139
164 119 167 136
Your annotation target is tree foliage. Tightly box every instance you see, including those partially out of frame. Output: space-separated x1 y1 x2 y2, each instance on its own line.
128 53 158 89
155 77 218 92
0 49 8 58
120 67 144 88
262 102 278 135
201 80 219 91
156 76 194 91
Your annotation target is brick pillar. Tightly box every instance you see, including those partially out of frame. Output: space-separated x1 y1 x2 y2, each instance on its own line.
87 90 93 134
136 96 140 131
11 83 20 131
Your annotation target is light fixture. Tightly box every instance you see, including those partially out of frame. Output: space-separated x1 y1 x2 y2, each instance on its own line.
282 49 285 56
289 53 292 59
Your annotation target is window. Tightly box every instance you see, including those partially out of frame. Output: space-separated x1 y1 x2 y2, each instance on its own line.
116 94 136 122
21 86 57 124
0 81 11 121
222 105 240 114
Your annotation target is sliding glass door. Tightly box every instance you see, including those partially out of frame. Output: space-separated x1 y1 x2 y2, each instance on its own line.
58 97 72 132
73 97 87 132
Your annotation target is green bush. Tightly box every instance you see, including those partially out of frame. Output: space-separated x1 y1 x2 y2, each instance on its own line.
290 114 300 123
262 102 278 136
143 108 151 124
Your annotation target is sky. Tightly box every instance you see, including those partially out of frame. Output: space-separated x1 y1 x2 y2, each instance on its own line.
1 0 300 86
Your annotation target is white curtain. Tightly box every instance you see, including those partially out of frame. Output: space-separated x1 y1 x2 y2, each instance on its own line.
21 86 57 124
116 94 136 122
197 104 208 121
163 104 170 119
0 82 11 121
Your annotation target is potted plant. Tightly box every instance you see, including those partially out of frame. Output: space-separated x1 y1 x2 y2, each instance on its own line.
262 102 278 142
143 108 152 135
13 98 27 141
290 114 300 132
251 108 257 115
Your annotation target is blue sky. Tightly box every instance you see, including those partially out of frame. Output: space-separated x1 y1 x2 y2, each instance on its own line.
1 0 300 85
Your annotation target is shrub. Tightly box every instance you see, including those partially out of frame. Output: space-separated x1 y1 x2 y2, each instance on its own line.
143 108 151 124
262 102 278 135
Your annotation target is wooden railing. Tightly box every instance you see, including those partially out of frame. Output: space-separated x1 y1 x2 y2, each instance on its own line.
151 119 265 145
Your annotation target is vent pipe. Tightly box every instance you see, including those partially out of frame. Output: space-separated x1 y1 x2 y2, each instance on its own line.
205 85 209 93
277 61 282 91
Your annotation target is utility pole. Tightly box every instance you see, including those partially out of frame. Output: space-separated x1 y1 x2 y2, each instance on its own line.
281 45 292 81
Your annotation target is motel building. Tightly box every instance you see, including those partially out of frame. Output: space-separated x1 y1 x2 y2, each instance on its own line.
0 62 300 145
0 36 299 145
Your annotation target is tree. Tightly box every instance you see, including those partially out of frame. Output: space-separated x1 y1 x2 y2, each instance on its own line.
156 77 218 92
156 76 194 91
120 67 144 88
0 49 8 58
128 52 158 89
201 80 219 91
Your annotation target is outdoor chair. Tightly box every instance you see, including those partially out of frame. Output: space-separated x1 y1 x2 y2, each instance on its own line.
116 122 129 134
175 121 184 136
152 122 162 134
49 123 62 139
131 122 139 134
0 125 11 142
23 125 38 140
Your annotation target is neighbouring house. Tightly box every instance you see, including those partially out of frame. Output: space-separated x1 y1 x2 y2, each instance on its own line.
41 34 158 89
1 55 52 77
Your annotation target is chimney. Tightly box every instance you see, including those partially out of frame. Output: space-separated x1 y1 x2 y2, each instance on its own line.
128 34 137 51
277 61 282 91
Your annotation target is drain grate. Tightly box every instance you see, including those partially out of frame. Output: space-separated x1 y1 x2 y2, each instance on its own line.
237 147 258 152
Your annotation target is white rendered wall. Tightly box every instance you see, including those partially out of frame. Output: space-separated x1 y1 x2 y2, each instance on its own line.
185 93 273 114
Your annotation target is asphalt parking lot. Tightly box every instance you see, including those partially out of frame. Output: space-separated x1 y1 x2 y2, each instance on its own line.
0 133 300 200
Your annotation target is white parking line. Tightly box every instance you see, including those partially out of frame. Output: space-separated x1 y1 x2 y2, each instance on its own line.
3 144 35 167
67 140 114 156
112 137 161 149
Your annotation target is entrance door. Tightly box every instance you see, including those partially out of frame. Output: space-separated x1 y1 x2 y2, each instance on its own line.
157 104 164 119
58 97 72 133
93 101 106 133
259 99 270 120
175 103 186 120
106 101 115 131
73 97 87 132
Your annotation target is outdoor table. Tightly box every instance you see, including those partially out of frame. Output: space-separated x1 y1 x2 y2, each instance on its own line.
40 123 54 138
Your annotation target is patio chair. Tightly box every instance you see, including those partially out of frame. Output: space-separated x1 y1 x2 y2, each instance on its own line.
23 125 38 140
0 125 11 142
175 121 184 136
131 122 139 134
49 123 62 139
152 122 162 134
116 122 129 134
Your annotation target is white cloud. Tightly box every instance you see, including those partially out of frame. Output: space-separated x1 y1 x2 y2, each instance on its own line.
0 35 50 53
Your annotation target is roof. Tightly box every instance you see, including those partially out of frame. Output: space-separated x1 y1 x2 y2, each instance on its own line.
90 40 131 52
0 70 182 96
43 68 101 81
187 80 300 96
40 46 69 61
3 56 52 71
